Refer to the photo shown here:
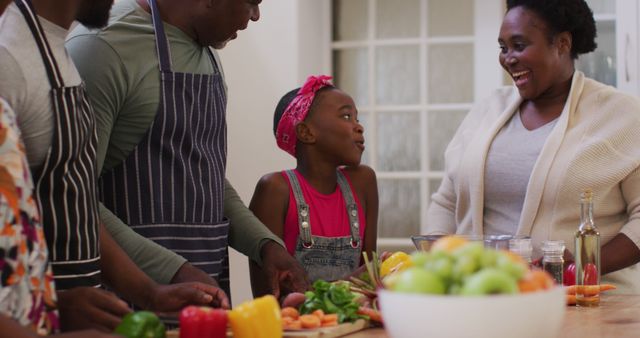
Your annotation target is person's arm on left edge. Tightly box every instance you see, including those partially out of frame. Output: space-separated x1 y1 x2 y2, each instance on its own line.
99 224 230 310
225 179 310 298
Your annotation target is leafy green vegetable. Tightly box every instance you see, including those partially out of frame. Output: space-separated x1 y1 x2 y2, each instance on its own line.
299 280 367 323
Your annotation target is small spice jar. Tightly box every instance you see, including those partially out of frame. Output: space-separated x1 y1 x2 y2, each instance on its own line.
509 237 533 266
542 240 565 285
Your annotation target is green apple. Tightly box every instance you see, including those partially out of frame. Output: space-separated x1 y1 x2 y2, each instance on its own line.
480 249 499 269
409 251 430 268
391 267 446 295
460 268 518 295
452 255 479 282
424 256 453 281
495 252 526 280
452 242 484 261
447 282 462 295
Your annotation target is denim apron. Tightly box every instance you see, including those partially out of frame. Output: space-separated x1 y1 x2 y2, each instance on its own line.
15 0 101 290
99 0 230 294
285 170 361 282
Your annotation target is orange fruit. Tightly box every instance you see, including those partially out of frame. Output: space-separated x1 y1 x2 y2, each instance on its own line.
501 250 528 267
431 236 468 253
518 270 554 293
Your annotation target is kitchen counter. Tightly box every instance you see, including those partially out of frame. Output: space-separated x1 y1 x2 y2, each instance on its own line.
342 294 640 338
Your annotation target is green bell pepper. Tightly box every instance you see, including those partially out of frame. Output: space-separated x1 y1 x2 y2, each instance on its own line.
114 311 166 338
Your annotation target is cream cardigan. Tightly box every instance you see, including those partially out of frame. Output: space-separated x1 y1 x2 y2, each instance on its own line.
426 71 640 293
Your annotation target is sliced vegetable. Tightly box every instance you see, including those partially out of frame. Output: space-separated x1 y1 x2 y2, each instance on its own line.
179 306 227 338
114 311 166 338
281 307 299 320
299 314 321 329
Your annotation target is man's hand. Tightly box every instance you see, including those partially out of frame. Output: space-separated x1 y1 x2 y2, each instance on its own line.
171 262 219 286
57 287 131 332
260 241 310 299
147 282 230 312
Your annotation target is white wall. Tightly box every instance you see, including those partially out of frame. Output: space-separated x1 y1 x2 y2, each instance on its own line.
219 0 329 305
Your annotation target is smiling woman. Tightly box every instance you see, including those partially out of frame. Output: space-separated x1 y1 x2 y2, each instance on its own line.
425 0 640 295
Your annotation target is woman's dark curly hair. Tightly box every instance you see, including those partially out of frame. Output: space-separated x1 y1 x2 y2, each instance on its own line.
507 0 597 59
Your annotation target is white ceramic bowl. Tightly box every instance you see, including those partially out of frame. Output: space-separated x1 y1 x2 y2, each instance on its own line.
379 287 565 338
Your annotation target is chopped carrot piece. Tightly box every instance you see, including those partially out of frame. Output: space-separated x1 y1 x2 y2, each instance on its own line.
281 307 300 319
357 306 383 324
311 309 325 320
321 313 338 324
321 319 338 327
299 314 321 329
566 294 576 306
284 319 302 330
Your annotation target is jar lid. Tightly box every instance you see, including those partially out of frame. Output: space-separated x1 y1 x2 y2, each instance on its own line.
541 240 565 254
509 238 532 253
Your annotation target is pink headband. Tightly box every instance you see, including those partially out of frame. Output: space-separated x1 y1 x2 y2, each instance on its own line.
276 75 334 157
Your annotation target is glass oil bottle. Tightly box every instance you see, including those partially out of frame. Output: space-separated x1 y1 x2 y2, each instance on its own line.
575 189 601 307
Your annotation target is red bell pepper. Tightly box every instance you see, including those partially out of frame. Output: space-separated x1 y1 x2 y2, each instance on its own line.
563 263 575 286
179 306 227 338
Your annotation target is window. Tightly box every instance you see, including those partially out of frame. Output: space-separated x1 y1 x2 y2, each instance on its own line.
330 0 502 250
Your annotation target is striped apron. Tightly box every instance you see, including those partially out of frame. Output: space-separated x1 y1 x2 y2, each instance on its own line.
15 0 101 290
286 170 362 282
99 0 230 294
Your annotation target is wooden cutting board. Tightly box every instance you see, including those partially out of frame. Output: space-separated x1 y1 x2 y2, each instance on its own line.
166 319 368 338
282 319 368 338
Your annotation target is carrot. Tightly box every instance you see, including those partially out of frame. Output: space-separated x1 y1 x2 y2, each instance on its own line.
566 294 576 306
299 314 321 329
566 284 616 296
357 306 383 324
321 319 338 327
599 284 617 292
283 318 302 330
321 313 338 324
281 307 300 319
311 309 325 320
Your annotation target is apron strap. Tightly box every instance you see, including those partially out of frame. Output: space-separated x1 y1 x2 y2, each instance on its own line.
285 170 313 248
148 0 172 72
14 0 64 88
336 170 361 248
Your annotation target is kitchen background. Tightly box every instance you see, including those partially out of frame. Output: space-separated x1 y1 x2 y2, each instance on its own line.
113 0 640 305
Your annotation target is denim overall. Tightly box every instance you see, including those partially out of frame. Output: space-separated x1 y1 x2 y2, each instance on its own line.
285 170 362 282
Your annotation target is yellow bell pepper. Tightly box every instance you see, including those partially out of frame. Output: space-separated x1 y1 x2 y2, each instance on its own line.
380 251 412 278
228 295 282 338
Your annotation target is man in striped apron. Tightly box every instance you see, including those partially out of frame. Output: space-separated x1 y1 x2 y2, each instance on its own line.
0 0 231 332
67 0 309 300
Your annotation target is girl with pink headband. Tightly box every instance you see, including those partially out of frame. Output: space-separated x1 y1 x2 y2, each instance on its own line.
249 75 378 294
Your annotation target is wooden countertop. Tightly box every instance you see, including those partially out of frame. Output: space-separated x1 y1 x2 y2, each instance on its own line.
341 294 640 338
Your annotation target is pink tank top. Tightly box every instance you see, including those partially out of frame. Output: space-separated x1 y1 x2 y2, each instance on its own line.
281 169 367 255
